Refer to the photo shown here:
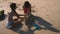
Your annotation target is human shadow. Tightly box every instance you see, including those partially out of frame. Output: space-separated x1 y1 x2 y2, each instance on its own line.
10 14 60 34
18 14 50 34
18 27 35 34
25 14 60 32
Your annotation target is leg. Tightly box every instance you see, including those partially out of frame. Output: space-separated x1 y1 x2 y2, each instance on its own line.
5 21 14 29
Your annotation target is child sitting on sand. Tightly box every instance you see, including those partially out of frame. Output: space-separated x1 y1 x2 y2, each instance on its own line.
6 3 22 29
23 1 32 21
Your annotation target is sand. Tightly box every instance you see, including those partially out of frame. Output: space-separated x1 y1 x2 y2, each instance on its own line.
0 0 60 34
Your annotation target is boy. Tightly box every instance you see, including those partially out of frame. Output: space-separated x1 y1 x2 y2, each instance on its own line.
6 3 21 29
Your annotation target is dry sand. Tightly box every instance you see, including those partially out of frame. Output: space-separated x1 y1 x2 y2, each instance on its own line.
0 0 60 34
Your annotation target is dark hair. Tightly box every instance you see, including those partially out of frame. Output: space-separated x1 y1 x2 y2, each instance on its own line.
24 1 31 8
10 3 17 10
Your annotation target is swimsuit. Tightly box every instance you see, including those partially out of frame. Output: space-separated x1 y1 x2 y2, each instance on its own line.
23 7 30 14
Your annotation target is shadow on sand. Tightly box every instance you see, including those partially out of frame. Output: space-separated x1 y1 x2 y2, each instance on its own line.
10 14 60 34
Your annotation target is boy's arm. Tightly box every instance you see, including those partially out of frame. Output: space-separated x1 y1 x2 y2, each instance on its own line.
14 11 25 19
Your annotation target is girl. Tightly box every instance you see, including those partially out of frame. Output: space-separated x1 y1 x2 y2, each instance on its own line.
23 1 31 21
